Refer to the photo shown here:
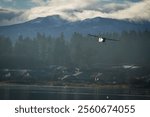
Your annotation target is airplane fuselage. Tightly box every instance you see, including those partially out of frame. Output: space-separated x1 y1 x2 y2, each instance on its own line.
98 37 105 42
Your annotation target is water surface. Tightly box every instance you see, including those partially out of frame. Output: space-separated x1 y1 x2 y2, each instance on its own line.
0 84 150 100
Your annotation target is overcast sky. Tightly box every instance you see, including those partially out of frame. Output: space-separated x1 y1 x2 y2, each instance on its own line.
0 0 150 26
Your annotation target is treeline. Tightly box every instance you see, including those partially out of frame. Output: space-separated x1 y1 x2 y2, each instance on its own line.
0 30 150 69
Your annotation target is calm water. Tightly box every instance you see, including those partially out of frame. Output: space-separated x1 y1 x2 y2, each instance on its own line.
0 84 150 100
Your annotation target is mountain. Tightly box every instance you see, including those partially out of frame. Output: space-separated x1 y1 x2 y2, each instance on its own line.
0 15 150 40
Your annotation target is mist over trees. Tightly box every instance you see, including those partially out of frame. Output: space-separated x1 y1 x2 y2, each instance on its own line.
0 30 150 69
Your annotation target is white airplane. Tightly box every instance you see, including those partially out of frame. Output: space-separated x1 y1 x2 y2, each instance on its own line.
88 34 118 43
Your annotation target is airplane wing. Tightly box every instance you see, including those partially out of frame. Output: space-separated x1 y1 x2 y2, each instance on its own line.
88 34 119 41
103 37 119 41
88 34 99 38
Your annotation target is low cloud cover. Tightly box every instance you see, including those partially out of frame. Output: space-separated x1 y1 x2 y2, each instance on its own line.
0 0 150 26
0 9 25 26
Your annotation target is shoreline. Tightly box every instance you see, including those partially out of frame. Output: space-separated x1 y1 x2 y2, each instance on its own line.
0 81 132 89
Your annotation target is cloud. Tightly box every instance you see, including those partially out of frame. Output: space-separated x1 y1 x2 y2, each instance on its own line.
0 0 13 2
102 2 131 13
26 0 150 21
107 0 150 21
0 9 25 26
61 0 150 22
0 0 150 26
24 0 95 20
31 0 49 5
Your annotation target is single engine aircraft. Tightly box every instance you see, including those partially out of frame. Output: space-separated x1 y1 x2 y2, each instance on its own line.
88 34 118 43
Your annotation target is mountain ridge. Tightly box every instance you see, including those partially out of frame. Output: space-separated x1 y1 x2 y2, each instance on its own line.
0 15 150 40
